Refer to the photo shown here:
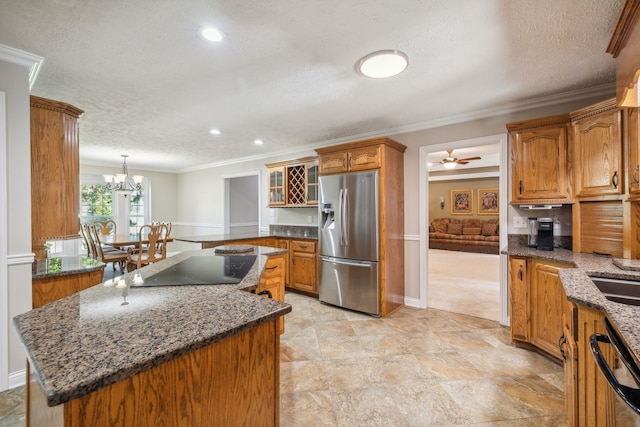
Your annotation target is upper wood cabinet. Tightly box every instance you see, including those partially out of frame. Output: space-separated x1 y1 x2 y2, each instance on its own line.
30 96 84 259
507 115 572 204
627 107 640 198
316 137 399 175
607 0 640 108
571 98 623 198
265 156 318 207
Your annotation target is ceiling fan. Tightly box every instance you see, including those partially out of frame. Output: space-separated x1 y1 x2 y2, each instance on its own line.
437 149 481 169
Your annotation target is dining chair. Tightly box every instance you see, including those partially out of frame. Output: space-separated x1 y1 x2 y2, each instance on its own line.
79 223 94 258
126 223 169 271
151 221 172 237
87 223 128 272
94 219 116 237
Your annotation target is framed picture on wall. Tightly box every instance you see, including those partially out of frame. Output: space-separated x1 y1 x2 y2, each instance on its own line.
450 189 472 214
478 188 499 215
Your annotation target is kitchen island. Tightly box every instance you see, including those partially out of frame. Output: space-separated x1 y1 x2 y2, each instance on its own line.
14 246 291 427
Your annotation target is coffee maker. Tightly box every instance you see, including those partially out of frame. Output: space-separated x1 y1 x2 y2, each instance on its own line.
537 218 554 251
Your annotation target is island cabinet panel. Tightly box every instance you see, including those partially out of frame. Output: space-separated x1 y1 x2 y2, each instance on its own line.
257 254 286 334
561 301 578 427
32 269 104 308
30 320 280 427
30 96 84 259
507 115 572 204
571 99 623 198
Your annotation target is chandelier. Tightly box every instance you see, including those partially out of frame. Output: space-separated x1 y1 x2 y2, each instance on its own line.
103 154 143 197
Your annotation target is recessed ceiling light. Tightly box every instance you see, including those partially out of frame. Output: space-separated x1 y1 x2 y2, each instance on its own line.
201 27 223 42
356 50 408 78
209 128 221 135
254 139 264 145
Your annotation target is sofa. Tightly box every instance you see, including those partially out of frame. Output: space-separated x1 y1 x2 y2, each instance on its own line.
428 217 499 254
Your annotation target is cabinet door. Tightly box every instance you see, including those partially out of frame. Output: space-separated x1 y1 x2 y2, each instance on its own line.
277 239 290 286
529 261 565 359
319 152 348 174
290 240 317 294
573 109 623 197
258 255 285 334
562 302 578 427
509 257 528 342
268 167 286 205
511 125 570 202
628 108 640 196
306 162 318 205
348 145 381 171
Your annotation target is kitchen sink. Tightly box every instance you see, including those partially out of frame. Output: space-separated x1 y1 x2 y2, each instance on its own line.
591 277 640 306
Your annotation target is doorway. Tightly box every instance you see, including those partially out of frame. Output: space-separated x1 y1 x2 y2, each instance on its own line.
419 134 509 325
224 172 261 234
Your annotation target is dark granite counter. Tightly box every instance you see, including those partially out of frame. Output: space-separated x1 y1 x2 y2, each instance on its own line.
32 255 105 279
14 246 291 406
505 240 640 367
176 230 318 246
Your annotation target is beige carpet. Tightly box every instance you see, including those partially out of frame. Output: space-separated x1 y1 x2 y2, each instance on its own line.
428 249 500 322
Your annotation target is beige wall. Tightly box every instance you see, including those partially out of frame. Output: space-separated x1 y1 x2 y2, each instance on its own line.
1 59 33 384
429 177 499 222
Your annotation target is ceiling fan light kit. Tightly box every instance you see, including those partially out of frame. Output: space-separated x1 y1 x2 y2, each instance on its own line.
437 149 482 169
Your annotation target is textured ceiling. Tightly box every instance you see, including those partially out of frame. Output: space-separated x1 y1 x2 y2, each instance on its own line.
0 0 625 172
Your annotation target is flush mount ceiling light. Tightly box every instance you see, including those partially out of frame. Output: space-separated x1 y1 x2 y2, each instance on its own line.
254 139 264 145
356 50 408 78
200 27 223 42
209 128 221 135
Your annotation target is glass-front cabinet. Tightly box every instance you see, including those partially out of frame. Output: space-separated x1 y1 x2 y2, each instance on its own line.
268 166 285 205
266 157 318 207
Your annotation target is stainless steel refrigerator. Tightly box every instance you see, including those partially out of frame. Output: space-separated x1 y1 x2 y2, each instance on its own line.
318 170 380 316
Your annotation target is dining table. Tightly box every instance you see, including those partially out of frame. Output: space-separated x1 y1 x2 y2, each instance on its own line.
99 233 174 249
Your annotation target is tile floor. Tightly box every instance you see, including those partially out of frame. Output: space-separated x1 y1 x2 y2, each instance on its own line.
0 291 566 426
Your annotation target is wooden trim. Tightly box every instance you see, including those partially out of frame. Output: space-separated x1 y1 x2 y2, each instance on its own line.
315 136 407 155
569 97 618 121
265 156 317 169
607 0 640 57
506 114 571 132
29 95 84 118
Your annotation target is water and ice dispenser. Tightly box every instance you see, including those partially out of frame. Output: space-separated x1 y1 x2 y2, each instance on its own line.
322 203 335 229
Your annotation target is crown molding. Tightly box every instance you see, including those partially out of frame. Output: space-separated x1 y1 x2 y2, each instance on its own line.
0 44 44 90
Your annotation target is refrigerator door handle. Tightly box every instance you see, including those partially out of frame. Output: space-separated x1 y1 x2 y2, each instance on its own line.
338 188 344 245
320 256 372 268
343 188 349 246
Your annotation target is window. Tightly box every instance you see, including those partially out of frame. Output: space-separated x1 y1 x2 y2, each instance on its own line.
80 174 150 234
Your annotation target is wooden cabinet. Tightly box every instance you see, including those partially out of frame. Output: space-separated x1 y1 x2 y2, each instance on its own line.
628 107 640 198
607 0 640 108
509 257 528 342
267 166 285 205
508 256 572 360
30 96 84 259
316 137 406 317
289 240 317 294
257 254 286 334
32 269 105 309
277 238 290 286
317 141 382 174
529 260 568 359
265 156 318 207
507 114 572 204
571 98 623 197
560 300 578 427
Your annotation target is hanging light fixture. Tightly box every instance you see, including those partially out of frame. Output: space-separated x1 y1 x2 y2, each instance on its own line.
103 154 143 197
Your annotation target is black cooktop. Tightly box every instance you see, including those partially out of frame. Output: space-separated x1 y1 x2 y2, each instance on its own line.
133 255 257 287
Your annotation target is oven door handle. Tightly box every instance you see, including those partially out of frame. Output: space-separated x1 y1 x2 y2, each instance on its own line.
590 333 640 414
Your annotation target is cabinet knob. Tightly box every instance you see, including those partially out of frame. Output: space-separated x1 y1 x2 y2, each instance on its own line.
612 171 618 189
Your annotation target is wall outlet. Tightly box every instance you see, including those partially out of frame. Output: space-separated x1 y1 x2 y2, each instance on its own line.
513 216 527 228
307 215 313 224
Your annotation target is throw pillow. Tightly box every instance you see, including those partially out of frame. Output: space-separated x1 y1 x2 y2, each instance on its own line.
432 220 448 234
481 223 498 236
463 227 481 235
447 223 463 235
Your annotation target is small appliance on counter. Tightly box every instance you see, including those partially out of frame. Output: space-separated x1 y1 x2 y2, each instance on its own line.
527 218 538 248
537 218 554 251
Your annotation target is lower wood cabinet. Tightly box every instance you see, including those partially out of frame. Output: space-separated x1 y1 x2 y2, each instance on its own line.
32 268 105 308
289 240 317 295
509 256 572 360
257 254 285 334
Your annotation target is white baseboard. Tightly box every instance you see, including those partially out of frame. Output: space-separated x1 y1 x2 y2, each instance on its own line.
404 296 423 308
8 369 25 389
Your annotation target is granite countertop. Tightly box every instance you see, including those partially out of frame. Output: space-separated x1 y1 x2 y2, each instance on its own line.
33 255 105 279
505 241 640 367
14 246 291 407
176 230 318 244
